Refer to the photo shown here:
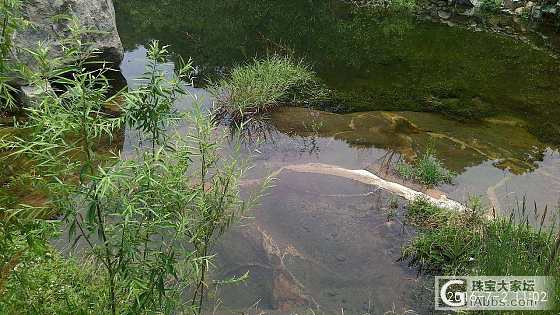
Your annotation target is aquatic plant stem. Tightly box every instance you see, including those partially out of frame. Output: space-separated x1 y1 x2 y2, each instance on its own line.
79 92 117 315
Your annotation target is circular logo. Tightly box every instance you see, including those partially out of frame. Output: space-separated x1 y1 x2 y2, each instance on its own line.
440 279 467 307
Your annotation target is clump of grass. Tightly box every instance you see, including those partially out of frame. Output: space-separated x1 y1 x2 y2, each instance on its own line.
403 221 481 274
405 197 458 228
346 0 417 12
480 0 503 13
394 162 415 181
402 197 483 274
401 197 560 311
211 56 326 120
385 195 400 221
395 146 456 187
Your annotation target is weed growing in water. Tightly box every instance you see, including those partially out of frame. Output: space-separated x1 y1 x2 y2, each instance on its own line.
385 195 400 221
395 146 455 187
0 34 269 314
124 40 192 156
401 197 560 312
210 55 327 120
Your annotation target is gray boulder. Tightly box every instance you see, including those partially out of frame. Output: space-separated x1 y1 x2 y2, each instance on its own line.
454 0 481 8
12 0 123 69
438 10 452 19
20 83 53 108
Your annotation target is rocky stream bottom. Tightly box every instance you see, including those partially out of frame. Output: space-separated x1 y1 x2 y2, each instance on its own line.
210 170 434 314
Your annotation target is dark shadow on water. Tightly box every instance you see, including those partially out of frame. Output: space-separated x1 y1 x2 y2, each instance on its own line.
116 0 560 144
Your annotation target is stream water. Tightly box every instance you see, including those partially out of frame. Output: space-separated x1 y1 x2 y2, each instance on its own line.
2 0 560 314
113 0 560 313
115 0 560 212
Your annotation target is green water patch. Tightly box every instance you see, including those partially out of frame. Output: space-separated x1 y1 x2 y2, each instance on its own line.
269 107 549 175
115 0 560 144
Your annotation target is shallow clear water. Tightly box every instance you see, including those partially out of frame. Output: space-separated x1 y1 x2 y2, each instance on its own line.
1 1 559 313
115 0 560 212
113 0 560 308
212 171 429 314
118 46 560 313
101 1 560 313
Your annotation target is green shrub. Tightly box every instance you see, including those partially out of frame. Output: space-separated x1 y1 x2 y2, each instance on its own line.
1 38 269 314
0 250 105 314
211 56 326 120
0 0 29 114
395 146 455 187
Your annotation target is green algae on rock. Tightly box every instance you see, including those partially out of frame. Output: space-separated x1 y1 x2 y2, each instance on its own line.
269 107 549 175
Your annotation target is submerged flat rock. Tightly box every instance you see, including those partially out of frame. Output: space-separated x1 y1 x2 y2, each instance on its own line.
270 107 548 175
213 171 428 314
264 106 560 222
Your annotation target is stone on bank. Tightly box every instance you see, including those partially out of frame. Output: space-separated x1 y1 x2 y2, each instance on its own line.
7 0 124 108
14 0 123 67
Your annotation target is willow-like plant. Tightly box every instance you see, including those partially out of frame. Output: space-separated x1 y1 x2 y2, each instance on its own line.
0 31 126 313
2 36 269 314
0 0 28 113
124 40 193 156
124 41 270 313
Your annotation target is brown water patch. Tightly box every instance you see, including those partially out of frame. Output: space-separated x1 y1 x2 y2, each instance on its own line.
0 126 125 210
212 171 427 314
259 107 559 222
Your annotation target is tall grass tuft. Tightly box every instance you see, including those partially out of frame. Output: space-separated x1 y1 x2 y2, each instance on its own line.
395 146 455 187
401 197 560 312
210 56 326 120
